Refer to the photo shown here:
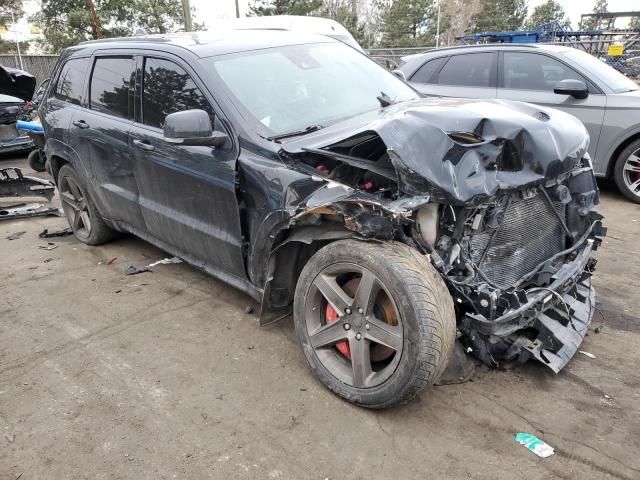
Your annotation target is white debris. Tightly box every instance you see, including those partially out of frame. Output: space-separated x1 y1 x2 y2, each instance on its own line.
579 351 596 359
146 257 183 268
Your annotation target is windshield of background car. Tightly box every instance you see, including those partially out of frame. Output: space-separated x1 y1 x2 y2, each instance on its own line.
562 48 639 93
204 42 419 137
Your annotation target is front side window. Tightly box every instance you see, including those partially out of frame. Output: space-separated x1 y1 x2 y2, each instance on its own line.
204 42 419 137
437 53 496 87
142 57 213 129
561 48 638 93
411 57 447 84
54 57 90 105
502 52 586 91
89 57 135 118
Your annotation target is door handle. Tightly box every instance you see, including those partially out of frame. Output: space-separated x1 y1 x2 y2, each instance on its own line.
133 139 155 152
72 120 89 129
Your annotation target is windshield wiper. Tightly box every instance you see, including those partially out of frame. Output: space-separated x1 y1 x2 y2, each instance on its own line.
266 124 324 141
377 91 395 108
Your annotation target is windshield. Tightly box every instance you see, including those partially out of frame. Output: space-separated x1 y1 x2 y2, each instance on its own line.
204 42 419 137
562 48 639 93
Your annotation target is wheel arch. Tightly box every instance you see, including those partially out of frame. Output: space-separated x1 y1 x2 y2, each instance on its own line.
49 154 69 183
259 218 370 323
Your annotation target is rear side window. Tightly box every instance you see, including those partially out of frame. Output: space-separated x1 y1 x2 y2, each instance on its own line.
410 57 446 84
54 58 89 105
437 53 496 87
89 57 135 118
142 57 214 129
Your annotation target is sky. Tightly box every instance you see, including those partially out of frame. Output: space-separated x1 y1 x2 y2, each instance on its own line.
194 0 640 29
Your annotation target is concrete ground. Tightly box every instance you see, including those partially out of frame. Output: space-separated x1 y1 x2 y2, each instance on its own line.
1 154 639 480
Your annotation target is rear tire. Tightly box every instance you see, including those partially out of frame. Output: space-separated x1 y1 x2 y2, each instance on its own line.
613 139 640 204
57 164 118 245
27 149 46 172
293 240 456 408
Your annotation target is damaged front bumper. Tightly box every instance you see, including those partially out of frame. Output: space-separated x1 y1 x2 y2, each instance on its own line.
461 240 596 372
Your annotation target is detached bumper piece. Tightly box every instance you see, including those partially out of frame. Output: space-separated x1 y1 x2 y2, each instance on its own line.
0 167 60 221
519 275 593 373
0 167 55 201
462 240 596 372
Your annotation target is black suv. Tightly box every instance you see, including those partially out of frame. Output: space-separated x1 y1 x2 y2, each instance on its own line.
41 31 605 408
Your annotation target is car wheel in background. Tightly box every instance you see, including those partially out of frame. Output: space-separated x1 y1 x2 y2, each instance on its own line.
614 138 640 204
27 149 46 172
293 240 456 408
57 164 118 245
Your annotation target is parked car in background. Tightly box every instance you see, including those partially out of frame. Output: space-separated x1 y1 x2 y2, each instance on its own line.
399 44 640 203
0 65 37 155
215 15 364 52
40 31 604 408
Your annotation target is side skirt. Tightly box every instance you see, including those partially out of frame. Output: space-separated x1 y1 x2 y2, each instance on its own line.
111 221 263 303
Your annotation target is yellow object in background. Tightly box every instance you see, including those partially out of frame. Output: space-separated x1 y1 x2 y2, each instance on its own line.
608 44 624 56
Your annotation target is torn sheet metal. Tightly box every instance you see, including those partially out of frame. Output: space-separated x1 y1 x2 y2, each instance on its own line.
281 97 589 204
1 167 56 202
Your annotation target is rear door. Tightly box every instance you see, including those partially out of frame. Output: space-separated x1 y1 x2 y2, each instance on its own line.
68 54 145 228
41 57 90 147
409 52 498 99
129 54 247 279
497 51 606 160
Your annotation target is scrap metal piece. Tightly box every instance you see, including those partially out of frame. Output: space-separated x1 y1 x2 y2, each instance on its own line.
0 167 56 202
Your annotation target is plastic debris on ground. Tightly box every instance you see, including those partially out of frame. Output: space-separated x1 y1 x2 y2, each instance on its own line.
515 433 555 458
0 203 61 221
125 265 151 276
579 351 596 359
6 231 26 240
38 242 58 250
147 256 182 268
39 227 73 238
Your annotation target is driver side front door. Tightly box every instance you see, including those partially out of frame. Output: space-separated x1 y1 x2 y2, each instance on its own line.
129 55 247 281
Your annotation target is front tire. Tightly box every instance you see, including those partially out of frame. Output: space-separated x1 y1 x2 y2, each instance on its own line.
57 164 118 245
293 240 456 408
613 139 640 204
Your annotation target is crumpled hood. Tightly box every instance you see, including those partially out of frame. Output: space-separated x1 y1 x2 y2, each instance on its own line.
281 97 590 204
0 66 36 102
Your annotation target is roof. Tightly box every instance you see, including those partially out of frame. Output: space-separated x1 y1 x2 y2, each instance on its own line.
401 43 572 62
421 43 572 54
74 29 334 58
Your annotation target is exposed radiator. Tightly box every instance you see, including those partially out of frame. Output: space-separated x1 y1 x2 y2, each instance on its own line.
470 191 567 289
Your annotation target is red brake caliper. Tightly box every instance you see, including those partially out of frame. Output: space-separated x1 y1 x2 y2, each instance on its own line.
325 304 351 358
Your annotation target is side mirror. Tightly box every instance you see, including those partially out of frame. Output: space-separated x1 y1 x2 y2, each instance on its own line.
554 79 589 99
163 109 227 147
392 69 406 81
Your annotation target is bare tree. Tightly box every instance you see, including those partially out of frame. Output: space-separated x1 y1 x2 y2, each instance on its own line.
442 0 481 45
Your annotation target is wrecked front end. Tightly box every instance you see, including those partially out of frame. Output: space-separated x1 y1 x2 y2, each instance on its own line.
280 98 605 373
